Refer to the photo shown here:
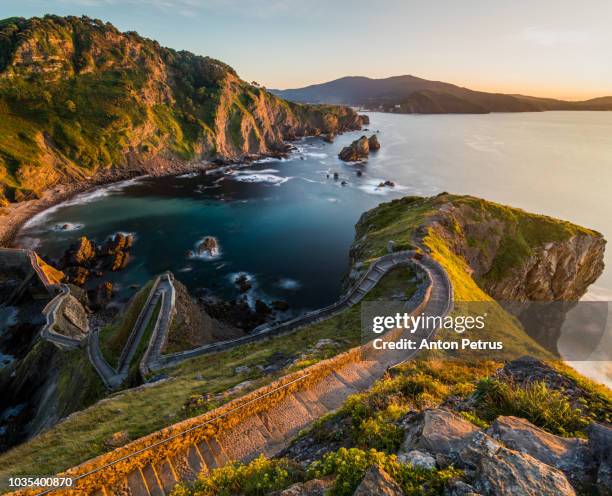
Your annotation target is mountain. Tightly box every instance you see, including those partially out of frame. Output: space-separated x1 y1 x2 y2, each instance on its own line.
271 75 612 114
0 16 361 206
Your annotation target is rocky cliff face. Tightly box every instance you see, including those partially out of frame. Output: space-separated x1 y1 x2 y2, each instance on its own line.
350 193 606 354
423 196 606 303
0 15 361 204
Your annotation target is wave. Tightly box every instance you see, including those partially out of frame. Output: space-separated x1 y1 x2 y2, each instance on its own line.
176 172 200 179
357 177 409 196
50 222 83 232
229 173 292 185
23 176 147 229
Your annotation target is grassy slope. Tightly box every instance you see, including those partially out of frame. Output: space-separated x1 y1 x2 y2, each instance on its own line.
98 281 153 368
172 359 611 496
0 16 358 204
352 193 602 358
0 266 416 483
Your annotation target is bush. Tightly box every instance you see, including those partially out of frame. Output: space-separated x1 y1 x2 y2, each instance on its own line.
473 379 589 436
307 447 461 496
171 455 303 496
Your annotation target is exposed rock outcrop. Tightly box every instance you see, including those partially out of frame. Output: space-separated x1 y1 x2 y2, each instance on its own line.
338 134 380 161
339 135 370 162
0 16 362 205
368 134 380 151
195 236 219 258
353 466 403 496
61 232 134 285
460 431 576 496
486 416 591 487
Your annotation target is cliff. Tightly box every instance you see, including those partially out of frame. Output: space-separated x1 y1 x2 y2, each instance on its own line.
350 193 606 353
0 16 361 205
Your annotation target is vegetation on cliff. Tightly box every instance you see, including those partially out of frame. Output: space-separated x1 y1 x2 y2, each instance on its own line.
0 15 360 205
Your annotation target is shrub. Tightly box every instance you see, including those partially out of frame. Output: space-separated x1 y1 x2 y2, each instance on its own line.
473 379 589 436
171 455 303 496
307 447 461 496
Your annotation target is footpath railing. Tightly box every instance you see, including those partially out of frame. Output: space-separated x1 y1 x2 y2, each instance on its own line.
8 250 454 496
149 251 416 371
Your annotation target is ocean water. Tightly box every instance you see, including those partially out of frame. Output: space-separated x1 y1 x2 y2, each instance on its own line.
16 111 612 316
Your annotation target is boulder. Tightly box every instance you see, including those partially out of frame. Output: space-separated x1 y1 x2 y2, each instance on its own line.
445 480 482 496
353 466 403 496
358 114 370 125
66 236 96 266
587 423 612 496
460 431 576 496
378 180 395 188
104 431 130 448
323 133 335 143
338 136 369 162
397 449 436 470
90 281 113 310
234 273 252 293
102 233 134 271
400 409 480 462
368 134 380 151
66 266 90 286
487 416 591 486
279 479 332 496
196 236 220 257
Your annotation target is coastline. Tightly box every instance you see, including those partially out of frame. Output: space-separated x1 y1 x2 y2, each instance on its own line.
0 149 299 248
0 157 217 248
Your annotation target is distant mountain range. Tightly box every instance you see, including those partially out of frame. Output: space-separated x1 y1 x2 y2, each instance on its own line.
271 75 612 114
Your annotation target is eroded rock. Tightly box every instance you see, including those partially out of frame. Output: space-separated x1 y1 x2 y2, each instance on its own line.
368 134 380 151
353 465 403 496
460 431 576 496
400 409 480 462
338 136 369 162
487 416 590 486
398 449 436 470
278 479 332 496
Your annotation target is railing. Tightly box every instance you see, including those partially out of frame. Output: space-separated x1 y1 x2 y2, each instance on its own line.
151 251 417 370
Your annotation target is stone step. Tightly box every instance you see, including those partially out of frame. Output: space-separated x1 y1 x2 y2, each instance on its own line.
154 458 179 495
142 464 165 496
126 469 150 496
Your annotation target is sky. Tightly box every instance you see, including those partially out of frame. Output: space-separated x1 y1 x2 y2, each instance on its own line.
2 0 611 100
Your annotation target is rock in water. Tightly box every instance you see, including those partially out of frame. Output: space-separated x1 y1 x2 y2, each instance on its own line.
368 134 380 151
234 273 252 293
66 236 96 266
338 135 370 161
358 114 370 125
196 236 220 257
323 133 335 143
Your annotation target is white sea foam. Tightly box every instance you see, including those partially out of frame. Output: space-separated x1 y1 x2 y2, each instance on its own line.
176 172 200 179
306 152 327 159
23 176 147 229
188 236 221 260
230 173 292 185
357 177 409 196
50 222 83 232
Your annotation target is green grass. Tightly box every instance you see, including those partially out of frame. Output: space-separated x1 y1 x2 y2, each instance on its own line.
0 267 417 485
98 281 153 367
473 378 601 437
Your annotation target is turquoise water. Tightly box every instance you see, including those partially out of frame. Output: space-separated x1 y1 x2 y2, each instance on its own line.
16 111 612 315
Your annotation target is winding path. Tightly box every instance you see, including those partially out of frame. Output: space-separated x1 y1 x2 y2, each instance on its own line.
88 273 175 390
142 251 422 372
23 251 453 496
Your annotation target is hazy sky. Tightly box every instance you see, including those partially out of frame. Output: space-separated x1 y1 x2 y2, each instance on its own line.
2 0 611 100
